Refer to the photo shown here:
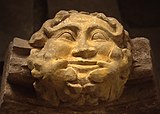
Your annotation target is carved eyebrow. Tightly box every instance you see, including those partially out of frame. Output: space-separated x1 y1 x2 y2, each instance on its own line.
86 25 113 36
52 25 80 33
44 25 80 37
87 25 110 34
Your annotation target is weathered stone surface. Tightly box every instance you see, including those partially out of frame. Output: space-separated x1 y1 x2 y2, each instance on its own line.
130 37 153 80
12 38 32 55
6 38 35 88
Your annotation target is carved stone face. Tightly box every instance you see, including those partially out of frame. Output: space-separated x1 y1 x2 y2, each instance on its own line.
27 11 132 106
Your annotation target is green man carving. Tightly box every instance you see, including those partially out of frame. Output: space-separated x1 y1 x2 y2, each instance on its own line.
27 10 132 106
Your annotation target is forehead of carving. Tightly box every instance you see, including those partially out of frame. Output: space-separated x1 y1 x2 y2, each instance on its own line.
53 13 116 33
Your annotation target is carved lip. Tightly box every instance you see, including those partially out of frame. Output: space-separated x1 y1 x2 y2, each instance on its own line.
68 59 111 67
68 60 97 65
68 60 103 72
68 64 99 72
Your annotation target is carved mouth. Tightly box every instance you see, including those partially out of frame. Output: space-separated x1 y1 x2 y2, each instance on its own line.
68 59 109 72
68 64 99 72
68 60 98 72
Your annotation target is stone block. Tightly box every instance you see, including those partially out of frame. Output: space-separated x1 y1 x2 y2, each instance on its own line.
0 37 158 114
130 37 153 80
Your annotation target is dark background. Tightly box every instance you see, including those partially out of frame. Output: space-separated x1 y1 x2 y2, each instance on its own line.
0 0 160 98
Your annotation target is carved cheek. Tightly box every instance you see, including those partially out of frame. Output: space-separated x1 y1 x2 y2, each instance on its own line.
94 42 114 58
109 46 123 61
52 40 74 58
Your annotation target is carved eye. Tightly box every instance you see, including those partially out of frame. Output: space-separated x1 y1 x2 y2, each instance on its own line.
92 33 108 41
59 32 75 41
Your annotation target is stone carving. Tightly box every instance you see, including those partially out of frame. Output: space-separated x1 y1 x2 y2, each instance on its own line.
27 10 132 107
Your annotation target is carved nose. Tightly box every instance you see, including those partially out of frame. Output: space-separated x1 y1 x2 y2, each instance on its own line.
72 47 97 59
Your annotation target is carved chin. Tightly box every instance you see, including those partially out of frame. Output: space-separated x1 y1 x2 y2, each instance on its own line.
34 64 125 106
62 67 122 106
31 58 129 106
